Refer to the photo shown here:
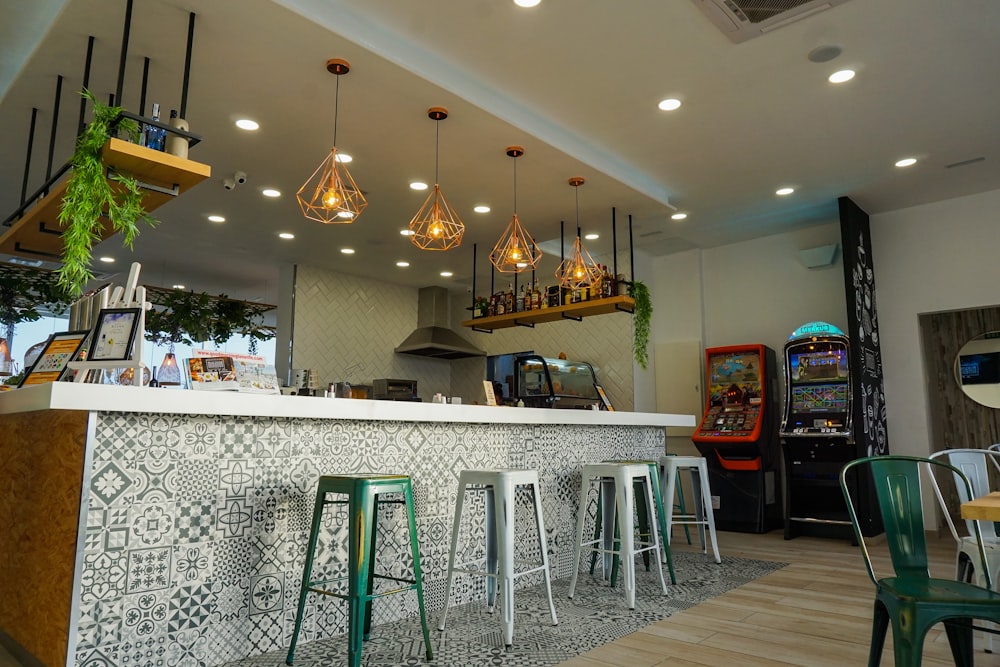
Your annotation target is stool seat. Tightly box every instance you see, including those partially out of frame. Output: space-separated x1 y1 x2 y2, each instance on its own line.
438 468 558 647
287 473 432 667
659 456 721 564
569 463 668 608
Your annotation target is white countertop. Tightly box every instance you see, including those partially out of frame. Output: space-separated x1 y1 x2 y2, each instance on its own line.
0 382 696 428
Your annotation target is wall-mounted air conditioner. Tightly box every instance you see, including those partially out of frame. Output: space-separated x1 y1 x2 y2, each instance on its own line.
691 0 853 43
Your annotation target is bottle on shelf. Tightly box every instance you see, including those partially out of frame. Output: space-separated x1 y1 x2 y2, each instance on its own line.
531 280 541 310
505 283 514 314
149 366 160 388
166 109 189 158
143 103 166 151
517 285 525 312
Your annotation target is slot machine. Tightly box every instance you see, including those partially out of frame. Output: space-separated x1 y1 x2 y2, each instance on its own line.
692 344 781 533
780 321 862 540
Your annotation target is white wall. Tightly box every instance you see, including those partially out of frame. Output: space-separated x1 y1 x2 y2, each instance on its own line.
872 188 1000 461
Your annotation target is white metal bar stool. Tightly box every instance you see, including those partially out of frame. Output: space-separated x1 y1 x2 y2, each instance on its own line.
568 463 668 608
438 469 558 648
659 455 721 564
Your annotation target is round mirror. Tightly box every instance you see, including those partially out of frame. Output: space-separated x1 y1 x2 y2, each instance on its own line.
955 332 1000 408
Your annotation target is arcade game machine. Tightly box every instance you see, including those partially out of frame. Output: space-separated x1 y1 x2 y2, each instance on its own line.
692 344 781 533
779 321 876 540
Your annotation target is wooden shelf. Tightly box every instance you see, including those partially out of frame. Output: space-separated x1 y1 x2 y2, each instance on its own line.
0 138 211 260
461 294 635 331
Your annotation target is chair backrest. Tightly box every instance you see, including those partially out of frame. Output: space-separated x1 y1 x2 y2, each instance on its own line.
841 455 992 589
928 448 1000 542
989 443 1000 454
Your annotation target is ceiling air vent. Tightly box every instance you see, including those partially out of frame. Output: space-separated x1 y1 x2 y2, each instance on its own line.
691 0 853 43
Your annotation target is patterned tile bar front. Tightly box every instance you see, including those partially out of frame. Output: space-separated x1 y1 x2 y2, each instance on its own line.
0 384 692 666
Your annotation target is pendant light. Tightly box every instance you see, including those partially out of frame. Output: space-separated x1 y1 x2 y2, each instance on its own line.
296 58 368 224
409 107 465 251
490 146 542 273
555 177 602 289
157 344 183 386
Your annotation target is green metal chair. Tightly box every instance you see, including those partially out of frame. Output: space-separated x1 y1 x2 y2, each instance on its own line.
841 455 1000 666
286 474 432 667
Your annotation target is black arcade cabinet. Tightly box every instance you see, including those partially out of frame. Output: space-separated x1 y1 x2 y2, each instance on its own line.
692 344 781 533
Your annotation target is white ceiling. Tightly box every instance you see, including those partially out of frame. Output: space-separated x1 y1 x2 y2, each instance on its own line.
1 0 998 306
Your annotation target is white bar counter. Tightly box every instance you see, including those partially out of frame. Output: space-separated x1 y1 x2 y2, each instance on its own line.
0 383 693 666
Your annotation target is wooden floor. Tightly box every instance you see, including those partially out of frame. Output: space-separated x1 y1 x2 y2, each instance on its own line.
559 529 1000 667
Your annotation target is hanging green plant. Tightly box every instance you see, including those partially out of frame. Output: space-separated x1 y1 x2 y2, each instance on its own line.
57 88 157 295
628 280 652 369
143 287 275 348
0 265 75 329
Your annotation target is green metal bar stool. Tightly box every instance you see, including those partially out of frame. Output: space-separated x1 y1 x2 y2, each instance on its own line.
286 474 433 667
589 460 677 585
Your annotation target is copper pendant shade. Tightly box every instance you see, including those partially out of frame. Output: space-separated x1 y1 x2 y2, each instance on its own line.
296 59 368 224
555 177 602 289
490 146 542 273
409 107 465 251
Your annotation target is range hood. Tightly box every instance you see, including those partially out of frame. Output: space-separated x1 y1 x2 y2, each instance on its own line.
394 286 486 360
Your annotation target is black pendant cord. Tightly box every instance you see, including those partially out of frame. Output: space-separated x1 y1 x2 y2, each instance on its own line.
139 57 150 116
628 213 635 282
434 120 440 185
575 186 581 240
612 207 618 284
332 73 340 147
512 156 518 214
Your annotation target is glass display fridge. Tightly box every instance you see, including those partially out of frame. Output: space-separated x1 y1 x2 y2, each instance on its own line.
513 354 601 408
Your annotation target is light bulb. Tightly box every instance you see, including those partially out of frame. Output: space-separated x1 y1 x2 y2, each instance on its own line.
508 247 522 261
322 187 342 209
574 265 585 279
430 221 444 237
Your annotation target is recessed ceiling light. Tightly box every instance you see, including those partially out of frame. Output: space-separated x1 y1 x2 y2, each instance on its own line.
514 0 541 7
334 153 352 163
473 205 491 214
584 233 599 240
657 98 682 111
337 211 354 219
278 232 295 239
340 248 355 254
440 271 454 278
172 284 186 290
828 69 855 84
207 214 225 223
671 212 688 221
400 229 416 236
99 256 115 263
396 261 410 268
410 181 428 191
235 119 259 131
895 157 917 168
261 188 281 198
515 262 528 269
776 187 795 196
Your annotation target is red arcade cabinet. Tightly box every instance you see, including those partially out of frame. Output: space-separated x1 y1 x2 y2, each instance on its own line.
692 344 781 533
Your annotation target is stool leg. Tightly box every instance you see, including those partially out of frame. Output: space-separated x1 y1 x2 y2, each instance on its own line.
641 474 668 595
662 462 677 547
347 485 376 667
403 481 434 661
437 478 467 632
530 481 558 627
588 492 602 576
647 466 677 585
362 495 379 641
691 469 708 553
568 473 590 598
615 474 637 609
485 485 499 610
634 480 652 572
286 487 327 666
697 463 722 564
674 469 693 545
495 477 515 647
600 478 616 580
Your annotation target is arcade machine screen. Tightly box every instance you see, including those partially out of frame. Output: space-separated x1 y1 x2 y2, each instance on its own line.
784 343 849 435
695 349 765 440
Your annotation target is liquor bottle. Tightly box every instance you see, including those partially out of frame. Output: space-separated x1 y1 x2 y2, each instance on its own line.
505 284 514 314
531 280 541 310
496 291 505 316
166 109 189 158
149 366 160 388
516 285 525 312
144 103 166 151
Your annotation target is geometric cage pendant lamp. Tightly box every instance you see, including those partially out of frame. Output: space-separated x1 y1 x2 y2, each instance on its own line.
555 176 602 290
490 146 542 273
409 107 465 250
296 58 368 224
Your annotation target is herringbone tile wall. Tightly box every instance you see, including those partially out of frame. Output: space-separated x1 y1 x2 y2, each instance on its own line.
291 264 634 408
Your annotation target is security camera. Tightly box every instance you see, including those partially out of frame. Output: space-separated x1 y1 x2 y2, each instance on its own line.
223 177 236 191
234 171 247 185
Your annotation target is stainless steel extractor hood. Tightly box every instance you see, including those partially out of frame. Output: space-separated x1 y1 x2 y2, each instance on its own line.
394 286 486 360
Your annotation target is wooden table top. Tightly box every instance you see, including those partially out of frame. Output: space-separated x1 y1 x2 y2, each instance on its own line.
960 491 1000 521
